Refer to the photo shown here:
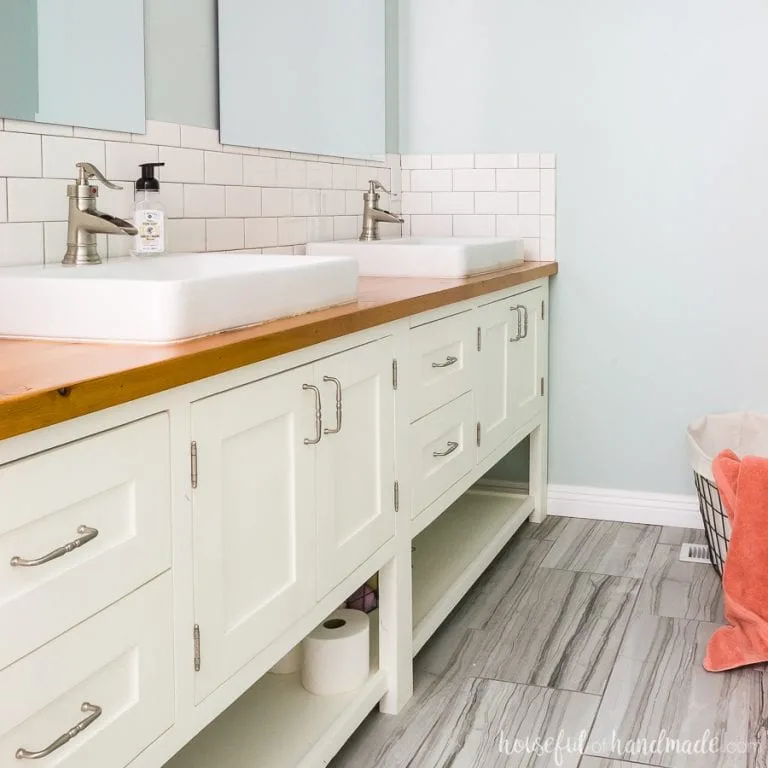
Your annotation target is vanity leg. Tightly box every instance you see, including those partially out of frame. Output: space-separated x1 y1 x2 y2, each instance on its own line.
378 534 413 714
529 422 548 524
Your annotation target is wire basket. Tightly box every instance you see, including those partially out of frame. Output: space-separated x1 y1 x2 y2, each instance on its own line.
693 471 730 578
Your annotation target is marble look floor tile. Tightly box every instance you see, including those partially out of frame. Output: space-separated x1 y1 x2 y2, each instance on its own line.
332 676 601 768
541 519 660 579
420 569 639 695
635 543 723 623
588 615 768 767
579 759 640 768
519 514 571 541
658 526 708 546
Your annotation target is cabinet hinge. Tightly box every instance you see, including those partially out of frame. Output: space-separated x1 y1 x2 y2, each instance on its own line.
394 481 400 513
193 624 201 672
541 299 545 321
190 441 198 489
540 377 545 397
476 422 481 447
477 327 482 352
392 359 398 390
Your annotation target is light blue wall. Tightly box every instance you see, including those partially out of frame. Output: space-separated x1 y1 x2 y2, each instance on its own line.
145 0 219 128
0 1 38 121
400 0 768 495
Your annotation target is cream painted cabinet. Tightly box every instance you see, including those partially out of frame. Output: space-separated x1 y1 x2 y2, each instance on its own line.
315 337 395 598
190 366 317 703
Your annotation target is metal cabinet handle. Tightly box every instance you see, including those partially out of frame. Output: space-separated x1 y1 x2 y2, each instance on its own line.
431 355 459 369
509 305 523 342
16 702 102 760
303 384 323 445
322 376 343 435
433 441 459 458
521 305 529 338
10 525 98 568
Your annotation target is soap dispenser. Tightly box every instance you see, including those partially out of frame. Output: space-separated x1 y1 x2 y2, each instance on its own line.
131 162 167 256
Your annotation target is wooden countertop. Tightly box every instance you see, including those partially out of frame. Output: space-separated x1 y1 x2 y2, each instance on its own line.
0 261 557 441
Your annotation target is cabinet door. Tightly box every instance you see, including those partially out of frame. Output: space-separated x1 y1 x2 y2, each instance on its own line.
315 338 395 598
477 299 514 462
509 287 545 431
191 366 316 702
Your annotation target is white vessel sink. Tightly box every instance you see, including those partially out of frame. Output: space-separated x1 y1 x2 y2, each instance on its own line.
0 252 358 343
306 237 524 278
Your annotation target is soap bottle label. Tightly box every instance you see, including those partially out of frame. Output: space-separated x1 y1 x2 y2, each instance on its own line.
135 209 165 253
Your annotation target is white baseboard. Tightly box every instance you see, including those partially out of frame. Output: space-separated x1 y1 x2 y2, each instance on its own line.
547 484 703 529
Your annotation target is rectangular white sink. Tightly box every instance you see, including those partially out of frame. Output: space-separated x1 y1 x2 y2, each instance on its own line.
0 252 358 343
306 237 524 278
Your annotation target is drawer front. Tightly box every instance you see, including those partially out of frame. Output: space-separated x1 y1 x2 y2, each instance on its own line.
411 392 475 518
0 573 174 768
0 414 171 669
408 311 475 422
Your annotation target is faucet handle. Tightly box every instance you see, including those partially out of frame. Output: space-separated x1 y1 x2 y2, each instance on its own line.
76 162 123 191
367 179 391 196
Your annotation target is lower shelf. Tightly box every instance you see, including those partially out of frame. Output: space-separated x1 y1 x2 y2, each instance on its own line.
164 613 384 768
411 489 534 655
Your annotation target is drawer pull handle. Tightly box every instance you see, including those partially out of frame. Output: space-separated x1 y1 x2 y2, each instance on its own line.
10 526 99 568
433 441 459 458
322 376 343 435
509 305 524 342
303 384 323 445
16 702 102 760
521 305 529 338
432 356 459 369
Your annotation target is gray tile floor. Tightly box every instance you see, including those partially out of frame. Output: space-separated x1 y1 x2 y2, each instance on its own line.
331 518 768 767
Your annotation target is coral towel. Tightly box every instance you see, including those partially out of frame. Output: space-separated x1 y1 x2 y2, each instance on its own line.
704 449 768 672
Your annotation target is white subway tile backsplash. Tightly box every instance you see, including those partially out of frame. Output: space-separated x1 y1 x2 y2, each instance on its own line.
475 154 518 169
243 155 277 187
306 162 333 189
184 184 226 218
540 215 556 260
245 217 278 248
321 189 347 217
523 238 540 259
411 215 453 237
292 189 321 217
333 215 358 240
4 120 71 136
378 221 404 239
518 153 540 168
431 154 474 169
453 215 495 237
518 192 541 215
133 120 181 147
168 219 206 252
540 153 556 169
400 192 432 215
159 146 205 184
540 169 556 215
263 246 294 255
207 218 245 251
0 132 42 177
401 155 432 170
180 125 221 151
345 190 362 215
163 183 185 218
8 178 67 222
474 192 518 215
410 170 453 193
497 169 540 192
276 159 306 188
0 180 6 222
205 151 243 185
262 187 293 217
108 234 132 259
432 192 474 215
73 126 131 142
497 214 540 238
332 164 358 190
307 216 334 242
453 169 495 192
106 142 159 181
43 136 105 179
98 178 134 220
0 223 44 266
226 186 261 218
278 217 308 246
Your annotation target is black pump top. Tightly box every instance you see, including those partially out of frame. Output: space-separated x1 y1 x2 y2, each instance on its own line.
136 162 165 191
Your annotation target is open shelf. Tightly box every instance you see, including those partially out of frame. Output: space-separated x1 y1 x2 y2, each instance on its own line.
411 489 533 654
165 613 384 768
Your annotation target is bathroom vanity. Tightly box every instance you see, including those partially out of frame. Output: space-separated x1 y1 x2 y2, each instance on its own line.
0 261 555 768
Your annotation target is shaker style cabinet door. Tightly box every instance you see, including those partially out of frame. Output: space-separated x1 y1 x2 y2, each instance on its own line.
508 287 545 433
314 337 396 599
190 366 317 703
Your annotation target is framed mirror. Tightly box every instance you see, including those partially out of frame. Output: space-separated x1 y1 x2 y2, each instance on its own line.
218 0 386 159
0 0 146 133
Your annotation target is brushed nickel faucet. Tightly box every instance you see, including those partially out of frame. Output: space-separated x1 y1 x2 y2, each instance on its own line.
359 180 404 241
63 162 138 266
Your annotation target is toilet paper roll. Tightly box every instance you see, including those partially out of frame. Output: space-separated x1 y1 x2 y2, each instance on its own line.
301 609 370 696
269 644 302 675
